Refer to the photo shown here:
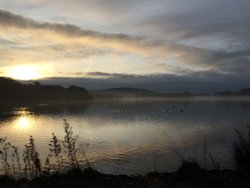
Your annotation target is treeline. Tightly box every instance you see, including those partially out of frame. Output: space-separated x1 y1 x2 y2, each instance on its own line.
214 88 250 96
0 77 92 101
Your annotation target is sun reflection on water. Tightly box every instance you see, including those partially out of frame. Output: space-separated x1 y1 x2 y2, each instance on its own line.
12 115 35 132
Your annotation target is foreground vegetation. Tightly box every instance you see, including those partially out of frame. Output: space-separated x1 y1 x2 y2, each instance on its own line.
1 121 250 187
0 161 250 188
0 162 250 188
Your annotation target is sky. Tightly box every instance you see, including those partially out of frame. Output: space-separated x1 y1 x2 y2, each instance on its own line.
0 0 250 92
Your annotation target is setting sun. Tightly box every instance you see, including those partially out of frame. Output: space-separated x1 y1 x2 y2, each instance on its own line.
8 65 40 80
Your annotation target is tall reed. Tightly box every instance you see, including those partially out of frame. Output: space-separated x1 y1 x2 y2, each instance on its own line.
49 133 62 172
23 136 41 177
62 119 79 168
0 119 89 178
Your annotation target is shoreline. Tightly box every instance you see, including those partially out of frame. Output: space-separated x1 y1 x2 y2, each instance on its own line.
0 162 249 188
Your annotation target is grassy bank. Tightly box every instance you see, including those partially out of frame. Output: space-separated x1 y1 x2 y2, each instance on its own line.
0 162 250 188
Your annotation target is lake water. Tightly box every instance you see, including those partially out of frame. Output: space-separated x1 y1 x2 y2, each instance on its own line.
1 98 250 175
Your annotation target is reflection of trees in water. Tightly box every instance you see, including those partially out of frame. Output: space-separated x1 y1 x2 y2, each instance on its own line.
29 102 90 115
0 102 90 122
0 112 15 122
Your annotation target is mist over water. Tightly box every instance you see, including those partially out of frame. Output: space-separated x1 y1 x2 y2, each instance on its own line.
1 98 250 175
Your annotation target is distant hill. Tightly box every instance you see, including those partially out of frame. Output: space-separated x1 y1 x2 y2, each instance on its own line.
89 87 158 99
91 86 250 99
0 77 92 101
103 87 156 94
214 88 250 96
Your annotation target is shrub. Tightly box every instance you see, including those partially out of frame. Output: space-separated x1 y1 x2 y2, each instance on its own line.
233 126 250 173
177 160 208 183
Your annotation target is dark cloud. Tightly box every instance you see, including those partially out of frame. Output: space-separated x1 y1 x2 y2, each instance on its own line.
40 71 250 93
85 72 135 78
129 0 250 44
0 9 143 41
1 1 250 42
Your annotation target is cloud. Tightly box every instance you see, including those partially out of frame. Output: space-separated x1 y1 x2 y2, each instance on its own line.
0 7 250 82
40 71 250 92
0 8 215 74
85 72 135 78
0 8 142 41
